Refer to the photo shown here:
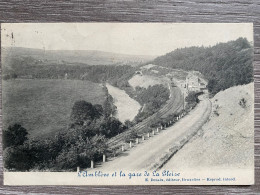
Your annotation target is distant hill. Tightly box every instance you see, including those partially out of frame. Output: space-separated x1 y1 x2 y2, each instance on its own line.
2 48 137 85
152 38 253 95
2 47 156 66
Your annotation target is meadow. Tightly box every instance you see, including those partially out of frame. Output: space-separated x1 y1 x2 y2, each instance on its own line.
2 79 105 138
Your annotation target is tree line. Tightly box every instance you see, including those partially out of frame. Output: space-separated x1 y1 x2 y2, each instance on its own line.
3 57 136 85
134 84 169 122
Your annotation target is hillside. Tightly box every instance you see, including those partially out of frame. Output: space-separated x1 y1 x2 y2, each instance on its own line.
153 38 253 95
2 47 155 66
164 83 254 169
2 79 105 138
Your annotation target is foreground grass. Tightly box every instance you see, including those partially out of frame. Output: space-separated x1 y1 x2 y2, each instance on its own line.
2 79 105 138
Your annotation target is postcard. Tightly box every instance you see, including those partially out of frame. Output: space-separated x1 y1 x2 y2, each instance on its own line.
1 23 254 185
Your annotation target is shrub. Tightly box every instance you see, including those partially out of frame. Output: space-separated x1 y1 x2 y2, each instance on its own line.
124 130 139 143
213 110 219 116
239 98 247 108
3 124 28 149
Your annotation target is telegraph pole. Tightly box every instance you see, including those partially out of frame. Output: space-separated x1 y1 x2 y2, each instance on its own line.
183 92 185 111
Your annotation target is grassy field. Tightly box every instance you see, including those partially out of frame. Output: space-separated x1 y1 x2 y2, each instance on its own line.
2 79 105 138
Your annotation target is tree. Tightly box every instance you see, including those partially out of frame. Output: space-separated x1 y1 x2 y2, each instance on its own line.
124 120 134 129
3 124 28 149
55 134 107 170
55 146 80 170
185 91 198 105
4 145 32 171
100 117 124 138
93 104 103 118
103 95 116 118
70 100 102 126
208 79 217 93
124 130 138 143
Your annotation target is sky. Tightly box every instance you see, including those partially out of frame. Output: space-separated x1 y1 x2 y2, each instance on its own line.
1 23 253 56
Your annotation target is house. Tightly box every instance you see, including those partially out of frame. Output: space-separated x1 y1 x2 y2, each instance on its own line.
186 74 201 92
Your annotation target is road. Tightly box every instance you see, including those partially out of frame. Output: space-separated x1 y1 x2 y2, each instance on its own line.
96 94 212 171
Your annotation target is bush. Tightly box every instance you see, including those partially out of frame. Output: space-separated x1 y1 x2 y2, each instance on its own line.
70 100 102 125
3 124 28 149
124 130 139 143
213 110 219 116
239 98 247 108
4 146 30 171
185 91 199 105
100 117 124 138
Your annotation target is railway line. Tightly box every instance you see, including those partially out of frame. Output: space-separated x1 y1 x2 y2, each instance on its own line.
107 83 183 149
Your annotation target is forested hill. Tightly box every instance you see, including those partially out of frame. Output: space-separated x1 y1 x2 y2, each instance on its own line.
153 38 253 95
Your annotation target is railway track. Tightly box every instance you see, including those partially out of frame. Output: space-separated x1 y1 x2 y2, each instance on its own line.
107 84 183 149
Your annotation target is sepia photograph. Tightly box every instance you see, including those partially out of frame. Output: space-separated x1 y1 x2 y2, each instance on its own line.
1 23 254 185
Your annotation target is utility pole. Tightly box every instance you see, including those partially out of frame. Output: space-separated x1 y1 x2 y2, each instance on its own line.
183 92 185 111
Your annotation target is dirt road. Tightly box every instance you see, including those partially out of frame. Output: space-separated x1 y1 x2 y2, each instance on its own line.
96 95 212 171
